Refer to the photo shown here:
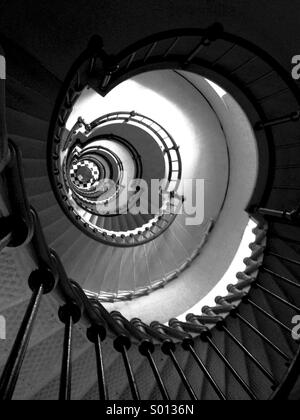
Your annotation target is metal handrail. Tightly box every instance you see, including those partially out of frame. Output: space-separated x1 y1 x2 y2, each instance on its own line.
1 180 299 399
52 109 183 246
0 28 300 400
88 111 182 192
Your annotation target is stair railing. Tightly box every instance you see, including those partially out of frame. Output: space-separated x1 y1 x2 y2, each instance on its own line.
0 155 299 399
0 30 300 400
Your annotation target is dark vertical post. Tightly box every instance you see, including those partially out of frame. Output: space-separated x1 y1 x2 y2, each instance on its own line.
128 317 170 400
222 325 277 385
147 321 198 400
59 303 81 401
59 313 73 401
168 349 198 400
144 349 170 400
0 269 55 400
109 313 140 401
87 325 108 400
169 318 226 400
186 314 258 400
119 344 140 401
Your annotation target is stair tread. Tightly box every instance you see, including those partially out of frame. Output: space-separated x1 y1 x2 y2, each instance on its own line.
133 245 149 292
6 76 53 122
1 33 61 101
83 245 114 292
6 107 49 141
103 247 123 295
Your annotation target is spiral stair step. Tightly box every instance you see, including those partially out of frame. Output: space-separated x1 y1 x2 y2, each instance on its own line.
49 224 81 256
6 77 53 122
6 108 49 142
116 247 138 293
1 18 300 401
38 205 66 230
103 248 124 295
133 245 150 293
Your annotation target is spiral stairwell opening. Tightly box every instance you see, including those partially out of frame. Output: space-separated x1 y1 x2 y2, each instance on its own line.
0 22 300 401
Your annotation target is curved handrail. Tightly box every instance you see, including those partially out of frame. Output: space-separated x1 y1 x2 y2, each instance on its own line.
88 111 182 192
51 107 183 246
43 27 300 398
1 164 299 399
0 28 300 400
107 25 300 211
107 24 300 111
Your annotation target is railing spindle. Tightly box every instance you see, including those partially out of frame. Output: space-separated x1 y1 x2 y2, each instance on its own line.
163 37 179 58
101 310 139 401
255 111 300 130
222 325 277 385
58 303 81 401
0 269 55 400
87 325 108 400
129 317 170 400
169 319 226 400
267 251 300 267
246 299 293 335
206 335 258 400
255 283 300 313
262 267 300 289
233 312 290 362
186 315 257 400
188 345 226 400
147 322 198 400
144 349 170 400
119 345 140 401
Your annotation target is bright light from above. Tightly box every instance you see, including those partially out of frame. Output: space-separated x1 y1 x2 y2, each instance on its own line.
205 79 227 98
66 79 189 131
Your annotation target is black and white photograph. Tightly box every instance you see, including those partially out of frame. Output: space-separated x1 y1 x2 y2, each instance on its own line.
0 0 299 405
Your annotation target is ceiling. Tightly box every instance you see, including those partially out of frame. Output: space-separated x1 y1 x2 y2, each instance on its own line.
0 0 299 81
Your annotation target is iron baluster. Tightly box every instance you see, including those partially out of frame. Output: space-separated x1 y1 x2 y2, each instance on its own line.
0 269 55 400
58 303 81 401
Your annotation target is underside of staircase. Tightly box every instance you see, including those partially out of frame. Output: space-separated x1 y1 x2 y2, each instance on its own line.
0 1 300 402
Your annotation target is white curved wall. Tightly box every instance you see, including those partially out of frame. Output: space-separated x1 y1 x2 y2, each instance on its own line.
67 71 230 226
104 70 258 323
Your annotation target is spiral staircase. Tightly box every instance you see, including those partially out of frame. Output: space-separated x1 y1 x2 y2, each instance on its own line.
0 20 300 401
